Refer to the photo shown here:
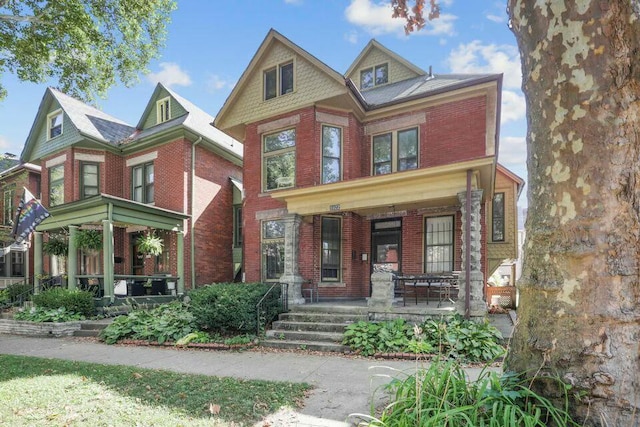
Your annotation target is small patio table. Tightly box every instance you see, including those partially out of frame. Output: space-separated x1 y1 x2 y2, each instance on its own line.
395 273 459 307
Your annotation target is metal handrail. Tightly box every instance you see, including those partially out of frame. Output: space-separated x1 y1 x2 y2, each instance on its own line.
255 282 288 336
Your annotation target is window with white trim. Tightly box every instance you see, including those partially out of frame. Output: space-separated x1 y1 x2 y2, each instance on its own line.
322 125 342 184
264 61 294 100
49 164 64 207
81 162 99 198
47 110 63 140
262 220 285 281
156 97 171 123
3 188 14 226
263 128 296 191
372 127 418 175
321 216 341 281
424 215 454 273
360 63 388 90
11 250 24 277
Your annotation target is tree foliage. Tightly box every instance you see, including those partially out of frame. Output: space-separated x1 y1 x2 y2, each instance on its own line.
391 0 440 34
0 0 176 102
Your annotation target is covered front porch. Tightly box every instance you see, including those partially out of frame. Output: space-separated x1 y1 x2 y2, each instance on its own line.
34 194 189 304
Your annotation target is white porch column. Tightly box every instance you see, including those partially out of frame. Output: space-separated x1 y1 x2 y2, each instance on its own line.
34 232 43 294
280 214 305 305
67 226 78 290
457 189 485 317
102 220 114 302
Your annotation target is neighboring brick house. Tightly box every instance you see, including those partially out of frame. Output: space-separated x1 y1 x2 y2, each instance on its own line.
20 84 242 302
215 29 522 314
0 159 41 287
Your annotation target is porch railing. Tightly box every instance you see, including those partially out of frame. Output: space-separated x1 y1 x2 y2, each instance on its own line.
75 275 180 298
256 282 288 335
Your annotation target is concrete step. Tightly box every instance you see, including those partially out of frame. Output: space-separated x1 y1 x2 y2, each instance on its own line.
73 319 112 337
265 329 344 343
279 312 367 324
260 338 351 353
271 320 349 333
290 304 369 315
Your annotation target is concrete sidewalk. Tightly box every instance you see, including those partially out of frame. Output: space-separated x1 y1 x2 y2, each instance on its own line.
0 334 497 426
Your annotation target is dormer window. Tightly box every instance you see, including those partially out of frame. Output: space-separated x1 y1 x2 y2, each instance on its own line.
156 97 171 123
47 110 63 140
360 63 388 90
264 61 294 101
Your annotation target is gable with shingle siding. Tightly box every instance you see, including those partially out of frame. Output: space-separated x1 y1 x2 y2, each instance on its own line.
141 87 188 130
31 99 81 160
347 46 422 89
221 40 347 129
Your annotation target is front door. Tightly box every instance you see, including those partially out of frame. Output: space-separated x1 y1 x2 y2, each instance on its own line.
371 219 402 276
131 233 144 276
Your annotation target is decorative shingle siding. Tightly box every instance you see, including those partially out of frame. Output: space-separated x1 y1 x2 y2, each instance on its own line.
32 102 81 160
141 88 188 130
220 41 347 130
347 46 422 89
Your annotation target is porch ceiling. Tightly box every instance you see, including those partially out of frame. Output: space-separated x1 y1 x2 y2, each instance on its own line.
271 157 495 216
36 194 189 232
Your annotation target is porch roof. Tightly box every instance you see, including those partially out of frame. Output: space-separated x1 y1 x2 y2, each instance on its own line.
270 157 494 216
36 194 189 232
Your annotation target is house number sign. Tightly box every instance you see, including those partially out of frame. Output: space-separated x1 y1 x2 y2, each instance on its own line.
329 204 341 211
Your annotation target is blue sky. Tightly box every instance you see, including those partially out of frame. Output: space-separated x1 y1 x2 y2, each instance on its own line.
0 0 526 205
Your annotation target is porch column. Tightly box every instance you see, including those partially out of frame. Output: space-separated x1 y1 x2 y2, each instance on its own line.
34 232 43 294
177 229 185 296
102 220 114 301
67 226 78 290
456 189 485 317
280 213 305 305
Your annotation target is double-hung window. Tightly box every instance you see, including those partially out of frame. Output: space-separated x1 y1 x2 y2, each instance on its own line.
263 128 296 191
157 97 171 123
321 217 341 281
11 251 23 277
360 63 388 90
47 110 63 139
49 164 64 207
322 125 342 184
262 220 285 281
264 61 294 100
3 188 14 225
132 162 154 203
81 162 99 198
424 216 454 273
492 193 505 242
373 127 418 175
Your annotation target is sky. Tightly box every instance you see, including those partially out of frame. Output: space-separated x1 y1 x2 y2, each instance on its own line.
0 0 527 208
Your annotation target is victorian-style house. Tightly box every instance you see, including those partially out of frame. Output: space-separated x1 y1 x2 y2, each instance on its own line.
215 29 522 314
20 84 242 305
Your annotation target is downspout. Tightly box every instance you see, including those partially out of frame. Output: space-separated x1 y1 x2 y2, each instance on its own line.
465 170 472 319
191 137 202 289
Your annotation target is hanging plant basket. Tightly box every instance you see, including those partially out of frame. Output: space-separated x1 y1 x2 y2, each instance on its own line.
74 229 103 254
42 235 69 258
137 232 164 257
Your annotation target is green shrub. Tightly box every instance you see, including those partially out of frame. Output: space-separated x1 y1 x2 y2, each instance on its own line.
14 306 84 322
100 301 196 344
33 288 95 317
6 282 33 303
420 314 505 362
0 288 8 305
363 361 580 426
188 282 283 334
343 319 417 356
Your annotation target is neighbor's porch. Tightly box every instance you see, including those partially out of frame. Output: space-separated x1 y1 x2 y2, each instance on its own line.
34 194 189 303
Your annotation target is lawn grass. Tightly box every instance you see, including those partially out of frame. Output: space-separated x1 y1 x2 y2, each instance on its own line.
0 354 311 426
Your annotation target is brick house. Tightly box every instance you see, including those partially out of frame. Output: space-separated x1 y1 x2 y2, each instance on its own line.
0 158 41 287
20 84 242 302
215 29 523 314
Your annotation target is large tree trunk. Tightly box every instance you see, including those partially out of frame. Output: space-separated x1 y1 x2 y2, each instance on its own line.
505 1 640 425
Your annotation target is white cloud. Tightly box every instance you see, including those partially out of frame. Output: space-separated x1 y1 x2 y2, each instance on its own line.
486 13 505 23
344 30 359 44
284 0 302 4
206 74 234 93
344 0 456 36
147 62 192 88
0 136 12 151
446 40 521 89
501 90 526 123
499 136 526 167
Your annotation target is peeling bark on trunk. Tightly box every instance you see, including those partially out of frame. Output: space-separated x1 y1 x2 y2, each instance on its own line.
505 1 640 425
